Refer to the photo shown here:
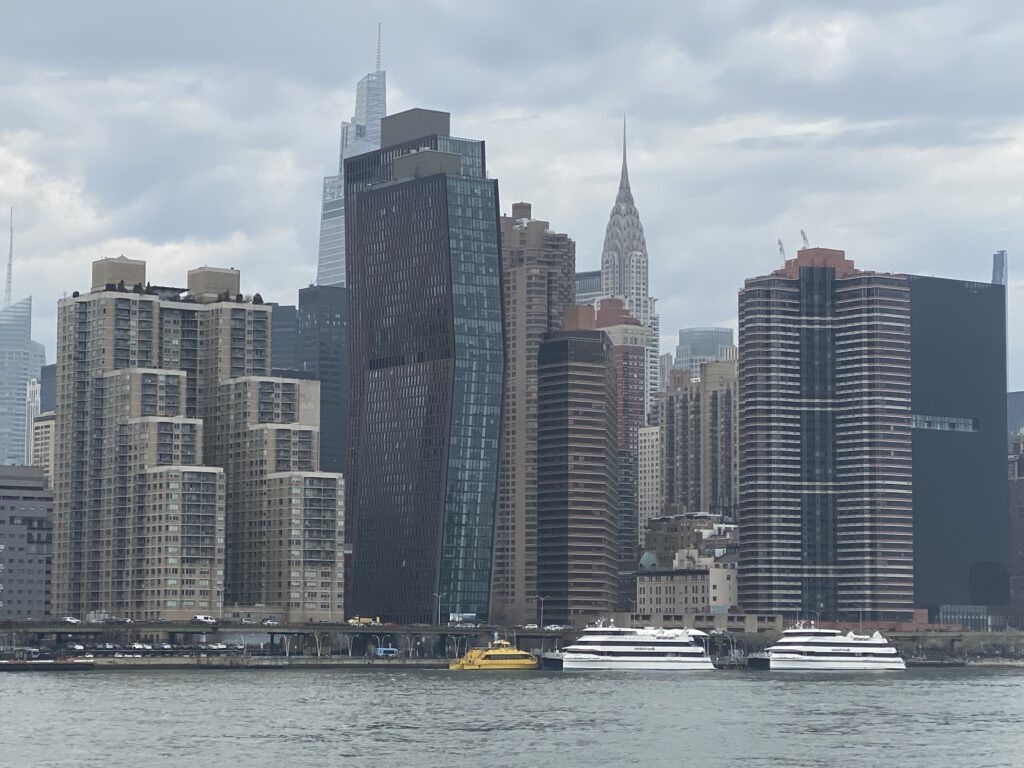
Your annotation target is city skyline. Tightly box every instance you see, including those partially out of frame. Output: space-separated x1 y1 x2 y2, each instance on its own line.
2 3 1023 385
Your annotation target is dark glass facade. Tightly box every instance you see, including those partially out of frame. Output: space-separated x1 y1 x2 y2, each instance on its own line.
908 276 1009 609
345 113 503 624
40 363 56 413
298 285 349 474
270 304 299 373
536 330 619 625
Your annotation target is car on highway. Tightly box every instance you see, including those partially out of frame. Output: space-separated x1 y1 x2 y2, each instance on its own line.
60 616 82 625
191 615 217 625
521 623 538 630
240 617 258 625
262 617 280 626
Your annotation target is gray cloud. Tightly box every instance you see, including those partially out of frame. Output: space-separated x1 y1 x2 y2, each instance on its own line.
1 0 1023 385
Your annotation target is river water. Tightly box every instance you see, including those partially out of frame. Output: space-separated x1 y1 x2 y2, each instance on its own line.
3 667 1023 767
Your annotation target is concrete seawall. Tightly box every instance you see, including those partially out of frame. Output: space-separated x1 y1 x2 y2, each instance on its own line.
92 656 449 670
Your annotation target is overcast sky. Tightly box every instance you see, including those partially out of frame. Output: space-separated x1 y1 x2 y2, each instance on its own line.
2 1 1023 384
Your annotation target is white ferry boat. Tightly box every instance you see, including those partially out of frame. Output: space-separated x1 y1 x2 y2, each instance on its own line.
561 621 715 671
748 624 906 671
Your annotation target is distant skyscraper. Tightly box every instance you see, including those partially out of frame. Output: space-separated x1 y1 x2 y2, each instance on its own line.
993 249 1008 286
316 29 387 287
298 284 349 474
0 296 44 465
38 363 55 414
599 121 659 421
270 303 299 374
658 352 673 391
674 327 734 379
345 109 504 624
574 270 602 305
660 363 738 520
1009 391 1024 444
0 206 44 465
738 248 915 621
492 202 575 626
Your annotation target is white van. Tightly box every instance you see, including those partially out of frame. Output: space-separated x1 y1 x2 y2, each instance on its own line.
191 615 217 625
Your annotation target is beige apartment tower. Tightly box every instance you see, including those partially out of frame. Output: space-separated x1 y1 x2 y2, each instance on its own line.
53 257 343 622
659 361 738 520
491 202 575 626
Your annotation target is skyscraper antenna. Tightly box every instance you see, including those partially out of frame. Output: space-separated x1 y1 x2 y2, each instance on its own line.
376 23 382 73
622 113 627 167
5 207 12 309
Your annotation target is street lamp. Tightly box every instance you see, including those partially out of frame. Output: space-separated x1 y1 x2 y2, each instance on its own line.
433 592 447 627
537 595 549 628
851 604 864 633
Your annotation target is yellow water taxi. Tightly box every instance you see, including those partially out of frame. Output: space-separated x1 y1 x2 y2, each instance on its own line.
449 640 539 671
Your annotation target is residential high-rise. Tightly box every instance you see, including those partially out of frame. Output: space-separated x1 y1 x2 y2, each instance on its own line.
345 109 504 624
25 375 40 462
30 411 55 487
908 274 1008 610
594 297 649 608
637 425 661 546
536 324 619 626
491 202 575 626
738 248 915 621
660 362 738 520
674 327 734 379
316 30 387 287
575 270 602 305
298 284 349 474
52 258 343 622
599 121 659 421
205 376 344 621
0 466 52 620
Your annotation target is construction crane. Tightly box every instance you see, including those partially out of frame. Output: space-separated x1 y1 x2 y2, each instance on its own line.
800 229 810 249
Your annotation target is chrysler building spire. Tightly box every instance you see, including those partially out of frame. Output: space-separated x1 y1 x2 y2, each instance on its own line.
598 118 660 419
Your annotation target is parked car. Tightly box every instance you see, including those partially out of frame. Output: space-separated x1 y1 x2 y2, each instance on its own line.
60 616 82 625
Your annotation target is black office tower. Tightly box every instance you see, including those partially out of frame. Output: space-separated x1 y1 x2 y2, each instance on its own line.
345 109 504 624
297 285 348 474
908 276 1009 610
270 303 299 375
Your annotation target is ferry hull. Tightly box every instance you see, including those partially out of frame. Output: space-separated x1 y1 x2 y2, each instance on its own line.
562 655 715 671
749 655 906 671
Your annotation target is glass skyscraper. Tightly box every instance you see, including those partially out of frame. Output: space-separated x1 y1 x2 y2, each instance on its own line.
315 39 387 287
345 109 504 624
0 296 45 465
